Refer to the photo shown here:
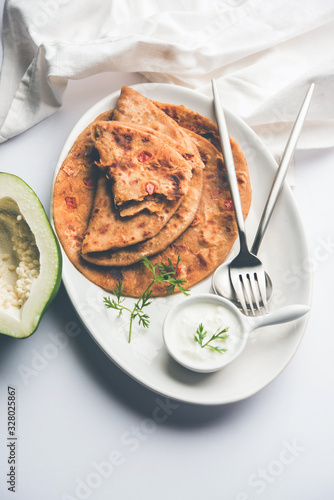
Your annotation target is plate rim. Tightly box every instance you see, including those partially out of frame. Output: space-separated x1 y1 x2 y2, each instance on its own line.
50 82 312 405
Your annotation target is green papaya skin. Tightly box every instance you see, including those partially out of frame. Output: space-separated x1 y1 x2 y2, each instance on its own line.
0 173 62 338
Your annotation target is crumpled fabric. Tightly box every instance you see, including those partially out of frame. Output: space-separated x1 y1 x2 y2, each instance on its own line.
1 0 334 155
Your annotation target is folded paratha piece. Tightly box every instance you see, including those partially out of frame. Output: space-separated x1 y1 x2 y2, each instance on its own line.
82 119 204 257
105 86 204 215
81 172 184 253
92 121 193 213
112 86 200 161
82 164 203 266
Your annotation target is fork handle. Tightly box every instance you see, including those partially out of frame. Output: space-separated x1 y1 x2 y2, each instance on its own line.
212 79 248 250
251 83 315 256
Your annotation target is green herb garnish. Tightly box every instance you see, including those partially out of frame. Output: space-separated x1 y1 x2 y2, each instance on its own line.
194 323 229 354
103 253 190 343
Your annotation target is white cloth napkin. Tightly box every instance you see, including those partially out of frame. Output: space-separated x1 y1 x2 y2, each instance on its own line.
1 0 334 156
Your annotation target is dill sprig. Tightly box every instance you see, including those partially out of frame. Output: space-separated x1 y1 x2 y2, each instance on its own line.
194 323 229 354
103 253 190 343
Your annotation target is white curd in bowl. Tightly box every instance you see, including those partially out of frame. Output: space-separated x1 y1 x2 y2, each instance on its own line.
163 294 248 373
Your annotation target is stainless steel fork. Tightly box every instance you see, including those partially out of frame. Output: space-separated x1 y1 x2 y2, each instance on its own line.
211 79 268 315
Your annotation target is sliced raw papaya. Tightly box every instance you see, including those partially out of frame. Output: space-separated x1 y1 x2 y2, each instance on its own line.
0 173 62 338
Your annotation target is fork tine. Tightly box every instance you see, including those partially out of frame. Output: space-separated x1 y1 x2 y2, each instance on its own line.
256 272 268 313
241 274 255 316
248 273 261 313
230 273 249 315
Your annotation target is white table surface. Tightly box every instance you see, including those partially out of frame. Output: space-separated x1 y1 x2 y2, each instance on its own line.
1 6 334 500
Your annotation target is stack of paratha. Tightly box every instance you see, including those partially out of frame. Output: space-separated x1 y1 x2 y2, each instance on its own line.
53 86 252 297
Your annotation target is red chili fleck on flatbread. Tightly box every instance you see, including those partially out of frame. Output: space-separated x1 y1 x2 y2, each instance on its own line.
137 151 153 162
65 197 76 209
224 199 234 211
146 183 155 195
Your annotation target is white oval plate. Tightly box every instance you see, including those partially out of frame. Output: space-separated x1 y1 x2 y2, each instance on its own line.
51 83 312 405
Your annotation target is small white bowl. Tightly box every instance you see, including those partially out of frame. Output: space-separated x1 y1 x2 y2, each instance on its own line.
162 294 309 373
162 294 248 373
